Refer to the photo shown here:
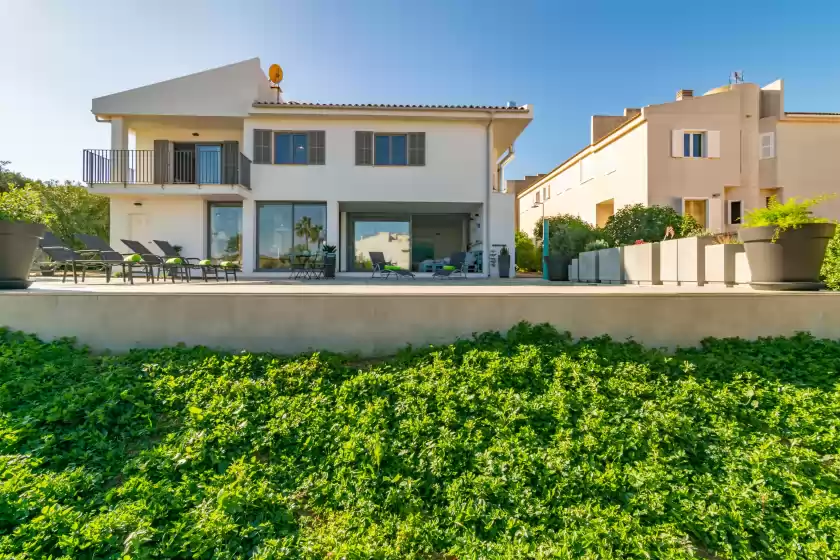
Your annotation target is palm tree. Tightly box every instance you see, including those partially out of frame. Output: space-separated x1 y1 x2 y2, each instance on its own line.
294 217 314 251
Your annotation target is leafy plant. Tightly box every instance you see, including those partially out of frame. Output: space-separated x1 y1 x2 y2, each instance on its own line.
821 225 840 290
743 195 834 241
514 230 539 271
602 204 698 246
0 186 55 225
2 325 840 558
499 245 509 256
536 214 598 258
583 239 609 252
322 244 337 254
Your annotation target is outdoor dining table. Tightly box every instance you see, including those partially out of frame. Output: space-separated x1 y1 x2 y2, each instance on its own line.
291 253 324 279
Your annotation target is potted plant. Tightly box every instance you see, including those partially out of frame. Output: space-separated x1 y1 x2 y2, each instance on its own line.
0 187 50 289
541 217 597 281
322 244 337 278
497 245 511 278
739 195 837 290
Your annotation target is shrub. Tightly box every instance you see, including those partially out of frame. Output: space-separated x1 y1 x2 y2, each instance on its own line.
534 214 598 258
602 204 699 246
0 186 54 225
2 325 840 557
583 239 610 252
743 195 835 241
514 231 539 271
822 225 840 290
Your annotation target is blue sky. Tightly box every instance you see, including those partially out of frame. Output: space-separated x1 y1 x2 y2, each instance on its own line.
3 0 840 183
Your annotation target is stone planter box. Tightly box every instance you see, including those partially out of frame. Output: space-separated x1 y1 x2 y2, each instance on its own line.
579 251 599 283
622 243 660 285
660 237 714 286
704 244 744 287
568 258 579 282
735 251 752 285
597 247 624 284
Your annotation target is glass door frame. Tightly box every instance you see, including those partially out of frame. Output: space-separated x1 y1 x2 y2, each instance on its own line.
346 212 412 272
206 201 243 262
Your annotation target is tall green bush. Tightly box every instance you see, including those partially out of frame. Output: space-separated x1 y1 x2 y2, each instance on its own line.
601 204 699 246
533 214 598 258
514 230 539 271
821 225 840 290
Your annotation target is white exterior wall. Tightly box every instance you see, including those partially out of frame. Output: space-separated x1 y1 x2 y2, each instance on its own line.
109 196 206 257
518 123 648 234
488 191 516 277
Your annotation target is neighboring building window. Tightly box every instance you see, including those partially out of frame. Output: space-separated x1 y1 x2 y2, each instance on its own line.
535 191 541 204
684 132 705 158
766 195 774 208
760 132 775 159
729 200 742 224
256 202 327 270
580 156 594 183
544 185 550 199
683 198 708 228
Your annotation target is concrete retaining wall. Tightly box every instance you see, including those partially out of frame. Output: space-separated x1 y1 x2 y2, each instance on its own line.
2 291 840 355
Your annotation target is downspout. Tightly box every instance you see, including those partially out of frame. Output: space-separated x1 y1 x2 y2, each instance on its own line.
485 113 494 277
496 144 515 185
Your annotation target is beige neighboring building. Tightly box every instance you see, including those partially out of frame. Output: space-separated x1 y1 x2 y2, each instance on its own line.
516 79 840 237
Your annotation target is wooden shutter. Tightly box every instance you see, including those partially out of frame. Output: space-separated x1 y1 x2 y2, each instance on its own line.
760 132 775 159
706 131 721 158
355 131 373 165
222 141 239 184
153 140 169 183
671 130 684 158
408 132 426 166
253 129 271 164
308 131 325 165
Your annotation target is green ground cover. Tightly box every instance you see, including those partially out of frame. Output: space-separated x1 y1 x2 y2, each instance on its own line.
1 324 839 559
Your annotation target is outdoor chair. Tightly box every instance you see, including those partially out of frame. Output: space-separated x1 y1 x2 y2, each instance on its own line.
306 253 335 280
369 251 415 279
153 240 228 282
38 245 113 284
74 234 153 284
121 239 190 283
432 251 467 279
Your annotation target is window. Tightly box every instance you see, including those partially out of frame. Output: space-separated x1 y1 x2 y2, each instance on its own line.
580 156 594 184
271 131 325 165
535 191 541 204
544 185 550 199
728 200 742 224
356 132 425 166
375 134 408 165
256 203 327 270
684 132 705 158
683 198 708 228
760 132 775 159
766 195 774 208
208 203 242 263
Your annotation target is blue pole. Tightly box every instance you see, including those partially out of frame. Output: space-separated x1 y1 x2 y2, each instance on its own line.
542 217 549 280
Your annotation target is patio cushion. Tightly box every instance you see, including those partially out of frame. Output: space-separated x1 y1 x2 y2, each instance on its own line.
384 265 401 271
165 257 183 265
198 259 212 266
124 254 142 263
443 265 456 271
220 261 237 268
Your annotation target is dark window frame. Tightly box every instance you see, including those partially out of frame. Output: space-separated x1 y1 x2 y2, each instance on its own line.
255 201 328 271
273 131 309 165
374 133 409 166
206 201 243 262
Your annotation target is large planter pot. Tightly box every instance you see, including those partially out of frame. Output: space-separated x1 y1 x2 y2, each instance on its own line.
498 254 511 278
323 253 337 279
660 236 714 286
739 223 837 290
597 247 624 284
704 244 744 287
544 254 570 281
735 251 752 285
579 251 599 283
0 220 45 289
623 242 660 285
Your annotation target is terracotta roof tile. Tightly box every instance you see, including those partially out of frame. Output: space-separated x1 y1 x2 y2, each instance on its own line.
785 111 840 116
253 100 527 111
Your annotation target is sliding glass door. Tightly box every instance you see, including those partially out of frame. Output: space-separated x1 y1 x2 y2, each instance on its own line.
207 203 242 262
256 202 327 270
348 215 411 271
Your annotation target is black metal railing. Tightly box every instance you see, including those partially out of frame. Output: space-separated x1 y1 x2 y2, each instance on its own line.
82 149 151 184
82 147 251 188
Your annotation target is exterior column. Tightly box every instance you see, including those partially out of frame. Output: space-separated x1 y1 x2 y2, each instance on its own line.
481 201 490 277
326 200 340 270
110 117 129 182
240 197 256 273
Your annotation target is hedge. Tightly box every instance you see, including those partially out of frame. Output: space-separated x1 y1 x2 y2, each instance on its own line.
1 325 839 558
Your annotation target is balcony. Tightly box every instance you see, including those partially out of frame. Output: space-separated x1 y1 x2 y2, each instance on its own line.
83 144 251 195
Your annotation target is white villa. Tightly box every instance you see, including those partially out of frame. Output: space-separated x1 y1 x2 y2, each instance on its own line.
85 58 532 276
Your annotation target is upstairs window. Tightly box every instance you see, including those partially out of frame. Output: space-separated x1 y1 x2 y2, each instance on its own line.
271 131 325 165
356 132 425 166
729 200 742 224
375 134 407 166
684 132 705 158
